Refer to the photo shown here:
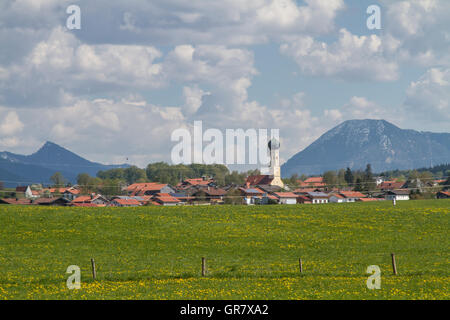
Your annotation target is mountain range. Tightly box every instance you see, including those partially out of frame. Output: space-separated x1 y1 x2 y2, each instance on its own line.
0 142 128 187
282 119 450 177
1 120 449 186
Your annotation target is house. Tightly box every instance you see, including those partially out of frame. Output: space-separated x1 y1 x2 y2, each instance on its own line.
152 193 181 206
436 191 450 199
177 177 215 190
15 186 39 199
274 192 298 205
111 198 141 207
296 195 312 204
384 190 410 201
297 177 326 188
261 193 279 204
375 177 384 186
239 187 264 205
246 175 274 186
256 184 283 194
378 181 405 191
71 194 109 206
0 198 33 205
170 193 196 204
307 192 329 204
128 183 175 196
339 191 366 202
62 188 80 201
111 196 151 205
35 197 71 206
294 188 320 195
193 187 227 204
329 193 345 203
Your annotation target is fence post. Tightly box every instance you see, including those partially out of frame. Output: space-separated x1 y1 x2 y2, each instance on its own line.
391 253 397 275
299 258 303 274
202 257 206 277
91 258 97 280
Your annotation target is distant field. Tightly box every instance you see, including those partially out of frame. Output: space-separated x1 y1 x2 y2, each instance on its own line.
0 200 448 300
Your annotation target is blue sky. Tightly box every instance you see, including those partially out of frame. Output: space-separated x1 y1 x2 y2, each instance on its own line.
0 0 449 168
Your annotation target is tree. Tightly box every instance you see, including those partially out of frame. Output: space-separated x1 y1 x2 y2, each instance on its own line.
354 177 363 191
0 181 4 190
50 172 67 187
288 174 299 187
363 164 376 191
337 169 347 187
344 167 354 185
77 173 91 186
124 166 147 185
323 171 337 188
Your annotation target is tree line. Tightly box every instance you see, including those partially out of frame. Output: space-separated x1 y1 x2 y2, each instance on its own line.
46 163 261 196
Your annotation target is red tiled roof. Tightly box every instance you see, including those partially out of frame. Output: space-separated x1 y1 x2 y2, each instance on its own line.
72 203 98 207
274 192 298 198
378 181 405 190
72 196 93 203
126 182 157 191
304 177 323 183
130 183 168 196
0 198 32 205
203 188 227 196
339 191 366 198
246 175 273 186
154 193 180 203
294 188 318 193
64 189 80 195
184 178 213 186
330 193 345 199
113 198 141 206
48 188 68 193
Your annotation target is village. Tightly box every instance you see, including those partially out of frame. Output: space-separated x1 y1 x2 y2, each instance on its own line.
1 136 449 207
1 173 449 208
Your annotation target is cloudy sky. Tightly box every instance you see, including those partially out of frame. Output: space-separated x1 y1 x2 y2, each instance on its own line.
0 0 449 168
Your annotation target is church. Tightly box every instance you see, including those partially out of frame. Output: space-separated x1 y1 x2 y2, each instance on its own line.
246 138 284 189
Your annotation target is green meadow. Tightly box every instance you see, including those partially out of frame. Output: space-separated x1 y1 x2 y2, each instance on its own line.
0 200 448 299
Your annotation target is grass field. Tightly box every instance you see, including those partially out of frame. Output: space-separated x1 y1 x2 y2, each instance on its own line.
0 200 448 300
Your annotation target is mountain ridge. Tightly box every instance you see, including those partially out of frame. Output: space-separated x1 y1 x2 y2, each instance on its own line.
0 142 128 187
281 119 450 177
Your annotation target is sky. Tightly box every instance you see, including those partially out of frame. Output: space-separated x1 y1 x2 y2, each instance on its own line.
0 0 449 168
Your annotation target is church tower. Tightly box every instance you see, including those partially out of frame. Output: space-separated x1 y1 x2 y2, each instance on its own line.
268 138 284 188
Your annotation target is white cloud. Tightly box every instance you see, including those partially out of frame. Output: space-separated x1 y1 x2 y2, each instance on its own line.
405 68 450 123
0 110 24 136
384 0 450 67
280 29 399 81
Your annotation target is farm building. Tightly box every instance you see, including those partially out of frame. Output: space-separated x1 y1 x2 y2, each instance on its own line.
384 190 410 201
307 192 329 204
274 192 298 205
